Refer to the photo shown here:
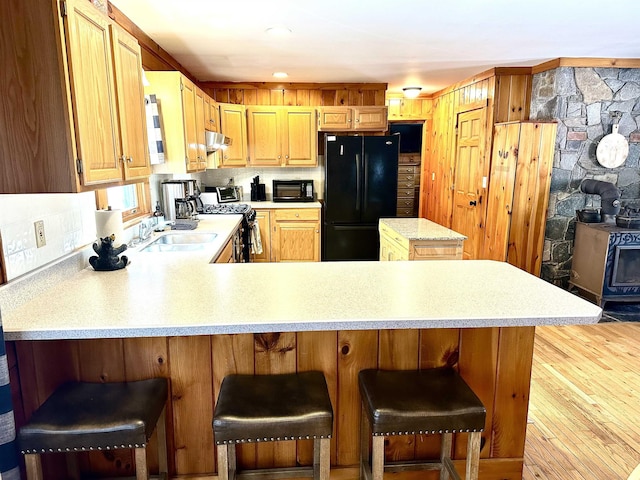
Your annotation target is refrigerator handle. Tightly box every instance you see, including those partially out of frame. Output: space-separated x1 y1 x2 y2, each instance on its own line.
363 153 369 212
355 153 361 212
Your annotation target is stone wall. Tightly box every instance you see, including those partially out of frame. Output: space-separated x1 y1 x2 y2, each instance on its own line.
530 67 640 288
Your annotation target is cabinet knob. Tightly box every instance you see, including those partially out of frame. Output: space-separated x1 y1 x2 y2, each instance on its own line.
120 155 126 163
278 155 281 159
127 157 133 163
295 213 299 217
285 155 289 159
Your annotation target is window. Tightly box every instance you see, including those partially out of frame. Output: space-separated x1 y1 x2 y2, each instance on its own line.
95 182 151 223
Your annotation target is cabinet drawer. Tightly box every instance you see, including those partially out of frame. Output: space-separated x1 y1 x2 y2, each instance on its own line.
398 180 415 189
274 208 320 221
397 187 414 197
396 208 414 217
398 174 415 183
397 198 414 209
398 153 421 164
398 166 416 175
379 225 410 250
411 241 464 260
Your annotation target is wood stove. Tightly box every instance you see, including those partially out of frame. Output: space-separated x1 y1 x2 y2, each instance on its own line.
570 221 640 307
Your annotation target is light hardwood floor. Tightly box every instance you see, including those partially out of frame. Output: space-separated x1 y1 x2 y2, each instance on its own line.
524 322 640 480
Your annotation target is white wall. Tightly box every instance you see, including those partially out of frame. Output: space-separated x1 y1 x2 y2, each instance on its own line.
0 193 97 281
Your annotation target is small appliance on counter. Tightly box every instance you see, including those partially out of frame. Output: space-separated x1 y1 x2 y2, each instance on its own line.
272 179 315 202
161 180 203 221
204 185 242 203
250 176 267 201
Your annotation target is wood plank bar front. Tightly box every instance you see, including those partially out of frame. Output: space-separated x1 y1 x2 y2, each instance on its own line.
11 326 534 480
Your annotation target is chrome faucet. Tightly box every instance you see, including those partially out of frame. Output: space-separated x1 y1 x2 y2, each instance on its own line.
139 221 153 242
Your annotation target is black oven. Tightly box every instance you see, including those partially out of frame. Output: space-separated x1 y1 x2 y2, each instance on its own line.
273 180 315 202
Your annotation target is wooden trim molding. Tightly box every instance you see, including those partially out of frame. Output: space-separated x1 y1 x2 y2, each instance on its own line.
201 82 388 91
531 57 640 74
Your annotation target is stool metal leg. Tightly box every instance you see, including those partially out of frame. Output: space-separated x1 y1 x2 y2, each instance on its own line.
135 447 149 480
465 432 481 480
313 438 330 480
24 453 43 480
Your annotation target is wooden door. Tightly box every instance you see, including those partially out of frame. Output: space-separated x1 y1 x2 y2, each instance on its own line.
251 209 272 262
219 104 248 167
110 24 150 180
451 108 487 260
64 0 121 185
194 88 207 170
247 107 281 166
282 107 316 166
482 122 520 261
181 77 199 172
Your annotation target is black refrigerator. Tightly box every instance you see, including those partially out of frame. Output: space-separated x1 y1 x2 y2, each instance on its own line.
323 134 399 261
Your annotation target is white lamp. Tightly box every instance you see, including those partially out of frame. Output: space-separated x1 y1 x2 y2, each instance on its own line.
402 87 422 99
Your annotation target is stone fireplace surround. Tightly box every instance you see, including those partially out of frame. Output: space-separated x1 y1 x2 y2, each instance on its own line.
530 67 640 289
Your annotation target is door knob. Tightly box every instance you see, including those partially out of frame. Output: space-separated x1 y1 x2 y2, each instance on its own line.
469 200 477 206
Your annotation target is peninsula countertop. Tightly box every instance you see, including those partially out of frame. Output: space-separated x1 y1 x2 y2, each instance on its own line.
1 253 602 340
379 218 467 241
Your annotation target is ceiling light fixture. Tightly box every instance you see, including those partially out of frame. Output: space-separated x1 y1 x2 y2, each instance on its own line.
402 87 422 99
273 72 288 78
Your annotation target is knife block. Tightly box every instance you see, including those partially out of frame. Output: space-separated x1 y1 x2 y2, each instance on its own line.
251 183 266 201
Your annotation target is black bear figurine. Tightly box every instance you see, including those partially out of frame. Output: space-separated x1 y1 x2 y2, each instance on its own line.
89 234 128 271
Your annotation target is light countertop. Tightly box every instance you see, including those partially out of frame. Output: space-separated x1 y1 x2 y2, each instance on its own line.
1 242 602 339
380 218 467 241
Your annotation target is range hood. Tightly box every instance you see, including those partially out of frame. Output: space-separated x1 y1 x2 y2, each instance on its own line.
205 131 232 153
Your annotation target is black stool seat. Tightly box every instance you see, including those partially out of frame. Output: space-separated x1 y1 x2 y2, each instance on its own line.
359 368 485 435
18 378 168 453
213 371 333 444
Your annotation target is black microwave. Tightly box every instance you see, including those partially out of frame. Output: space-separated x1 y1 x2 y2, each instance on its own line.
272 180 315 202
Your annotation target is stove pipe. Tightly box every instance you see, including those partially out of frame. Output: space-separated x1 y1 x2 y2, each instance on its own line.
580 179 621 216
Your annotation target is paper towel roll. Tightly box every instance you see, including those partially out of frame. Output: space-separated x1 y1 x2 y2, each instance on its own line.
95 209 124 243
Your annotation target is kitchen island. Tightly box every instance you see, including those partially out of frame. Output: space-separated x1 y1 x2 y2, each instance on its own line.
379 218 467 260
0 240 601 480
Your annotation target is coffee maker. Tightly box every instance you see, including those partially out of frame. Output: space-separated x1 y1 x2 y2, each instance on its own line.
161 180 203 221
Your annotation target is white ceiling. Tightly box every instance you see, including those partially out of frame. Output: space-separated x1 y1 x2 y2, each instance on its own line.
110 0 640 95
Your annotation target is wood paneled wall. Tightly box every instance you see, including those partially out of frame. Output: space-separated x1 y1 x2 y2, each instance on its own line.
11 327 534 480
201 83 387 107
420 68 533 251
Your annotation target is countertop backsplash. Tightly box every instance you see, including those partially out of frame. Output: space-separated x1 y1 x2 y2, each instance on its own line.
0 193 97 282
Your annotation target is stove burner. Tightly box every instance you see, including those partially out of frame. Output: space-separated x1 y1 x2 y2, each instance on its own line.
203 203 251 215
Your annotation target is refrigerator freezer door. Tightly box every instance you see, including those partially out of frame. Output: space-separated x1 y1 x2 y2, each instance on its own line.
323 223 380 261
324 136 363 223
361 136 399 223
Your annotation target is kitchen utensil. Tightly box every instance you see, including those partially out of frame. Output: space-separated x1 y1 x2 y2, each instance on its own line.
175 199 194 219
596 124 629 168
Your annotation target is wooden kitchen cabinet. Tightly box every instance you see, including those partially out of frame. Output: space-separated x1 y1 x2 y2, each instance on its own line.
273 209 321 262
247 106 317 167
194 87 207 170
386 98 433 120
144 71 205 174
219 104 248 167
318 106 388 131
0 0 151 193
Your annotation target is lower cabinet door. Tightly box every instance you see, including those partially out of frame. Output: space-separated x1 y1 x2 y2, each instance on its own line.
273 220 320 262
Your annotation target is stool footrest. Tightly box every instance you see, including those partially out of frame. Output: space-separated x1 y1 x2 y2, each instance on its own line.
236 466 314 480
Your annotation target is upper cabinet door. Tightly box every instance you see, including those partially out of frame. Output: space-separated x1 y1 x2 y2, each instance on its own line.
282 107 317 166
181 77 200 172
194 87 207 169
64 0 121 185
247 107 282 166
219 104 248 167
110 24 150 180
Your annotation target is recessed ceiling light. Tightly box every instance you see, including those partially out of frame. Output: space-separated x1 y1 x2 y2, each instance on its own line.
265 26 292 36
273 72 288 78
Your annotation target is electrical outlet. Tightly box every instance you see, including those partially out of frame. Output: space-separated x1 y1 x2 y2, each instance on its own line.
34 220 46 248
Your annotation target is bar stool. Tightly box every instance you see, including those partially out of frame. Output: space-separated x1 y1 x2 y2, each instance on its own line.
358 369 486 480
18 378 169 480
213 371 333 480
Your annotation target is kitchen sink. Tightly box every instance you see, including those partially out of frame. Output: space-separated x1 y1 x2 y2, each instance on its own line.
140 232 218 252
